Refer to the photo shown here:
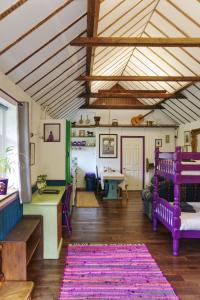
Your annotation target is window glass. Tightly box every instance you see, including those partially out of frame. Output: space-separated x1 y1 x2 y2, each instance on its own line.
0 98 19 189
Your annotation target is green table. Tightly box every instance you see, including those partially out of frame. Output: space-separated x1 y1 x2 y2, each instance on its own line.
23 186 65 259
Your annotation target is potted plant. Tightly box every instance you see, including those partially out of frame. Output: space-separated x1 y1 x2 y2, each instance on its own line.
0 147 14 195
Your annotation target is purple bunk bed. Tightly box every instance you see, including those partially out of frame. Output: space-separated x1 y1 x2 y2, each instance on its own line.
153 146 200 256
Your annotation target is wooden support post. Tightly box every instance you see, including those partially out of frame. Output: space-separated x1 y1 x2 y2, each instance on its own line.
153 147 159 231
173 146 182 256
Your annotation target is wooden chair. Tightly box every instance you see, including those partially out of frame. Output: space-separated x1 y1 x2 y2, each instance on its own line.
62 185 72 236
96 166 102 195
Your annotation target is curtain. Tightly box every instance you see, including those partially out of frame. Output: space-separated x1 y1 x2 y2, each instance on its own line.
18 102 32 203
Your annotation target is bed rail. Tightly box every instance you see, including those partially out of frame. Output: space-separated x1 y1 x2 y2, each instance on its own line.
155 197 174 232
156 147 200 184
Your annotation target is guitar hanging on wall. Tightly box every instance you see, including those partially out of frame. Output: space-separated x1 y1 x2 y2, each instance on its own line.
131 110 154 126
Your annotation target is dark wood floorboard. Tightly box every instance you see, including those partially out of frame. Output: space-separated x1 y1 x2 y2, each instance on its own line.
28 191 200 299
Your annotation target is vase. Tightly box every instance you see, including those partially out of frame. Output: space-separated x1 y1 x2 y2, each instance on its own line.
94 116 101 126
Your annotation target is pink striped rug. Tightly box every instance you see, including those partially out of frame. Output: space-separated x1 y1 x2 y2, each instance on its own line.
59 244 179 299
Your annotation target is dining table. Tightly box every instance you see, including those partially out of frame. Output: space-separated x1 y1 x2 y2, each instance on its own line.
101 169 125 200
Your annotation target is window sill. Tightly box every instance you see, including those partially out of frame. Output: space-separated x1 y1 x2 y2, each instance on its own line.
0 189 18 210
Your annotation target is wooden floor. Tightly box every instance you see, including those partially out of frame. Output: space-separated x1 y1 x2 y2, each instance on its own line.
28 191 200 299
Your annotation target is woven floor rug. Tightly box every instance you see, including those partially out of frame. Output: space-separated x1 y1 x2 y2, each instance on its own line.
76 192 99 208
59 244 179 300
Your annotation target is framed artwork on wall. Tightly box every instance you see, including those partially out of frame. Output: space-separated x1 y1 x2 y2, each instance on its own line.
99 134 118 158
165 135 170 143
184 131 191 146
155 139 162 148
30 143 35 166
44 123 61 142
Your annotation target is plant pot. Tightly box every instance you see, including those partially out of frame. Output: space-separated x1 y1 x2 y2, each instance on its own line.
0 178 8 195
94 116 101 126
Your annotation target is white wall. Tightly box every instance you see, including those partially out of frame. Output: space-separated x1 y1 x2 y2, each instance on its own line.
0 71 50 185
39 119 66 180
72 109 176 188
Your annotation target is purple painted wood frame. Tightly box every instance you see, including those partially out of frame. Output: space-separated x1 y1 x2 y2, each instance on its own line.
120 136 145 189
153 146 200 256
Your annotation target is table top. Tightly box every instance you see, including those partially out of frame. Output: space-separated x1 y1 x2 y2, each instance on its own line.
101 171 124 181
26 186 65 206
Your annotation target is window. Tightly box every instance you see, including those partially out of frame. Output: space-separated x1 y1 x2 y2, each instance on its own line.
0 98 19 190
0 103 6 155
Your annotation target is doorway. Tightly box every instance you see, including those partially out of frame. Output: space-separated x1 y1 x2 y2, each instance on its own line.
121 136 145 190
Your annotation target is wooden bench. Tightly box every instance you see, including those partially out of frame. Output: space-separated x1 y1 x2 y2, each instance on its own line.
1 215 43 281
0 281 34 300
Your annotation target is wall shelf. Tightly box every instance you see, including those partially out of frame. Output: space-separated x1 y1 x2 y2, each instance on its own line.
71 136 96 138
72 124 179 128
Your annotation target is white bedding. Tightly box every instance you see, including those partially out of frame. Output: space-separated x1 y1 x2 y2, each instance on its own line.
181 160 200 176
180 202 200 230
180 212 200 230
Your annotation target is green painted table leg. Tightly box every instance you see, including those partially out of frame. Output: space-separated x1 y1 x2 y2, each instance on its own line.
103 180 121 200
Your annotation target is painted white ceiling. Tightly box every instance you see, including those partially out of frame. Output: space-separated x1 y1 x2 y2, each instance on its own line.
0 0 199 121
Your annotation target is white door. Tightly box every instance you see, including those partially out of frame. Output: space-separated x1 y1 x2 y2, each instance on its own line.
121 137 144 190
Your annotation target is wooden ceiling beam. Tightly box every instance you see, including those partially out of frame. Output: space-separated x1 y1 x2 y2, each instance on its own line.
76 75 200 82
98 89 167 94
85 0 100 105
78 92 185 99
71 37 200 47
98 89 167 93
81 104 162 109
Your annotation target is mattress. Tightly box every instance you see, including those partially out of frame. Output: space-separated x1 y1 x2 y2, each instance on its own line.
180 212 200 230
180 202 200 230
181 160 200 176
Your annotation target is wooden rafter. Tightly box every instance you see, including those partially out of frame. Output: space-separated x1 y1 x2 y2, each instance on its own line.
35 63 85 102
82 104 162 109
31 56 85 98
6 13 87 75
0 0 74 56
76 75 200 82
71 37 200 47
16 30 87 84
85 0 101 105
78 92 185 99
24 47 85 91
0 0 27 21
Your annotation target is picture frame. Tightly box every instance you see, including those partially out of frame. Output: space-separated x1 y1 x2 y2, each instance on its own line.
99 134 118 158
155 139 162 148
30 143 35 166
44 123 61 142
184 131 191 146
165 135 170 144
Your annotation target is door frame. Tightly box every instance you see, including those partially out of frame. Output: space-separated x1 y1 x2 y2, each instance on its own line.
120 136 145 189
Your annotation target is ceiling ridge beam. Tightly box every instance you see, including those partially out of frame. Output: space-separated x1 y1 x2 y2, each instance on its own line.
70 37 200 47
